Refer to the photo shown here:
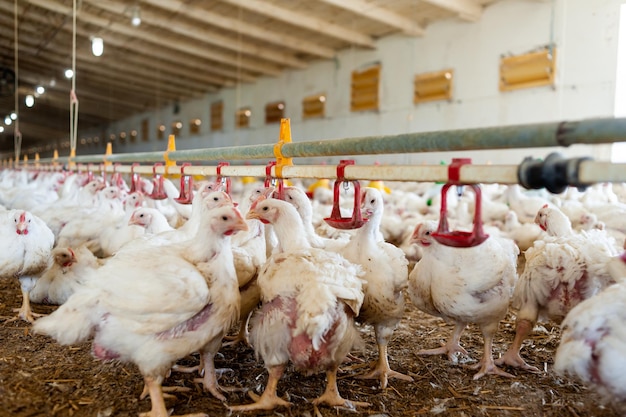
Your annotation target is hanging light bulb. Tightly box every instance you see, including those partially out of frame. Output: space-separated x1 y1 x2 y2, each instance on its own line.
64 68 74 79
4 116 12 125
91 37 104 57
25 95 35 108
131 7 141 26
0 126 4 133
35 85 45 95
10 112 17 120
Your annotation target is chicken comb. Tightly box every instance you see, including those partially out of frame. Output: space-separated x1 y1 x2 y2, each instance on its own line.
19 211 26 223
542 204 549 208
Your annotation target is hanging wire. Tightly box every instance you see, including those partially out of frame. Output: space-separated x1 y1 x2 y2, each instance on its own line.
13 0 21 164
235 5 242 145
69 0 79 156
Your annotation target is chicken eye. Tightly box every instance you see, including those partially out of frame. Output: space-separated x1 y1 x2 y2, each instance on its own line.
222 215 228 221
370 199 375 204
425 231 431 236
262 206 269 211
213 197 219 201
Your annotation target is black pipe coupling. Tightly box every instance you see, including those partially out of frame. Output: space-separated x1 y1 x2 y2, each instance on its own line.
518 152 592 194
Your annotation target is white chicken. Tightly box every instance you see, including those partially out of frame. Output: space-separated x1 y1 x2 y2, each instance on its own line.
128 207 175 235
501 210 544 252
30 246 102 305
33 202 248 417
56 185 126 254
36 179 106 238
340 187 412 389
230 196 368 412
408 219 519 379
0 209 55 322
497 205 618 372
554 277 626 403
98 192 147 257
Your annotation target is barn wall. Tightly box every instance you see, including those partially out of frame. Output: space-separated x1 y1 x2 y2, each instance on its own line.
82 0 623 166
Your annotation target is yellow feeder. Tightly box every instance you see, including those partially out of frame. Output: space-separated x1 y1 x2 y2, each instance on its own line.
307 178 331 194
241 176 257 185
367 180 391 194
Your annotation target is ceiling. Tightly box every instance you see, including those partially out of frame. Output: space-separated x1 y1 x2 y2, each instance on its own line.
0 0 501 156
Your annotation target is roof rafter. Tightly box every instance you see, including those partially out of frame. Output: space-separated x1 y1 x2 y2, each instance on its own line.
317 0 425 36
142 0 337 58
420 0 483 21
218 0 376 48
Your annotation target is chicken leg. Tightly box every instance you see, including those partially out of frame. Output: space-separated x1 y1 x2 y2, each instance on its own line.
228 365 292 412
418 322 468 362
194 349 227 401
313 367 371 408
472 322 515 379
358 326 413 388
10 286 43 323
495 318 541 372
140 375 207 417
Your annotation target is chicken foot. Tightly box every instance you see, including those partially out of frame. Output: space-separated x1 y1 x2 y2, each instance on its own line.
9 288 44 323
495 318 540 372
357 342 413 389
471 328 515 380
228 365 292 412
313 367 371 409
418 322 468 363
139 375 207 417
193 350 228 402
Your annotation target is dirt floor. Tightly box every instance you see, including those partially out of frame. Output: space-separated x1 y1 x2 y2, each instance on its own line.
0 276 622 417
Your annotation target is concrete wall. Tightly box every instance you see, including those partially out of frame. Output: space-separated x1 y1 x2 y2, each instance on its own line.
78 0 624 166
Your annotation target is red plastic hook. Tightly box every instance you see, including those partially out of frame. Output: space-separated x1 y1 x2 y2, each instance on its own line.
324 160 367 230
129 163 142 193
174 163 194 204
148 163 168 200
264 160 286 199
86 164 95 184
264 161 276 188
216 162 232 196
432 158 489 247
110 163 125 189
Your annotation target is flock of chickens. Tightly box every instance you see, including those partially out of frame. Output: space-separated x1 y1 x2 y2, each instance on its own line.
0 166 625 416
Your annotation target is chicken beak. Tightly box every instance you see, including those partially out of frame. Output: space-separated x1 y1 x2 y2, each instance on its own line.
246 210 261 221
225 211 249 236
16 222 28 235
16 212 28 235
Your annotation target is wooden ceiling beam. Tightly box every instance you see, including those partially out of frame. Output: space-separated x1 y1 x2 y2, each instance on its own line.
317 0 425 37
420 0 482 21
141 0 337 59
14 58 179 109
0 20 202 101
0 37 204 103
17 1 255 84
26 0 282 77
89 0 307 70
218 0 375 48
0 1 238 89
